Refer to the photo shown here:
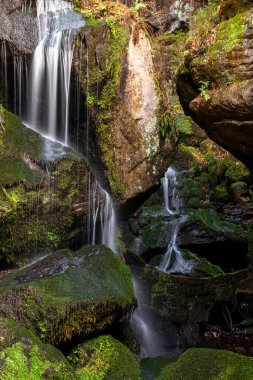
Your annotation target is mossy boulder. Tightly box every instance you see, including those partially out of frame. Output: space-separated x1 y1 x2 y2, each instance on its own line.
178 208 246 246
0 245 135 345
68 335 142 380
176 1 253 168
147 265 247 330
0 108 98 265
0 317 75 379
157 348 253 380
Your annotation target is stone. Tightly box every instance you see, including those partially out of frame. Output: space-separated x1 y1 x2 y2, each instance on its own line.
0 245 135 345
157 348 253 380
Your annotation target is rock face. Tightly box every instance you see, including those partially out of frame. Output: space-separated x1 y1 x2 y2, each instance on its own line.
177 2 253 168
0 245 135 345
0 0 37 55
74 15 174 203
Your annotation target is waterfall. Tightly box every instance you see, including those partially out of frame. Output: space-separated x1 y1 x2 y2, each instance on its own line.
26 0 85 144
14 56 29 118
89 179 117 253
159 167 194 273
163 166 180 214
0 40 8 104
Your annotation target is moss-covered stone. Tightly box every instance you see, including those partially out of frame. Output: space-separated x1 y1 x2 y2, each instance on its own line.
68 335 142 380
0 108 93 265
146 265 247 326
157 348 253 380
0 246 135 345
182 249 223 277
0 318 75 379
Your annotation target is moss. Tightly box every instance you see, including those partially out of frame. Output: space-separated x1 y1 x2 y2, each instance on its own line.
0 318 75 379
0 246 134 345
188 208 245 241
182 249 223 277
209 12 247 59
96 18 129 197
157 348 253 380
210 184 231 203
224 159 249 182
68 335 142 380
219 0 253 20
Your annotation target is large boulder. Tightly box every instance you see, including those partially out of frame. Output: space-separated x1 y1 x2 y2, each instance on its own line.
177 1 253 168
0 245 135 345
157 348 253 380
68 335 142 380
0 317 75 379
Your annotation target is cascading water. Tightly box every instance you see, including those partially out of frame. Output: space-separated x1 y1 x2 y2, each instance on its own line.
163 166 180 214
26 0 85 145
89 179 117 253
0 40 8 104
158 167 194 273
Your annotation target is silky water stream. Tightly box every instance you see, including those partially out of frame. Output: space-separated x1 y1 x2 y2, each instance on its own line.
130 166 194 358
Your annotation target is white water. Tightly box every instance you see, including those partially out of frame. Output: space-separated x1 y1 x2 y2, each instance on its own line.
0 40 7 103
130 268 180 358
26 0 85 145
163 166 180 214
89 179 117 253
159 167 194 273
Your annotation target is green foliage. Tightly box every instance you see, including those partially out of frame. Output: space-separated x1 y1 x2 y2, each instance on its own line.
159 112 169 138
198 81 212 101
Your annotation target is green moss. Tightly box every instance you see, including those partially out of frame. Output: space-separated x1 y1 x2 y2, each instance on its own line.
68 335 142 380
210 184 231 203
0 318 75 379
210 12 247 59
182 249 223 277
96 19 129 197
157 348 253 380
189 208 245 241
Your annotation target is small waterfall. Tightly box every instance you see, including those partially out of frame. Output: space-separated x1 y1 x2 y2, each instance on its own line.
14 56 29 118
22 0 32 13
26 0 85 144
159 167 194 273
89 179 117 253
163 166 180 214
0 40 8 103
